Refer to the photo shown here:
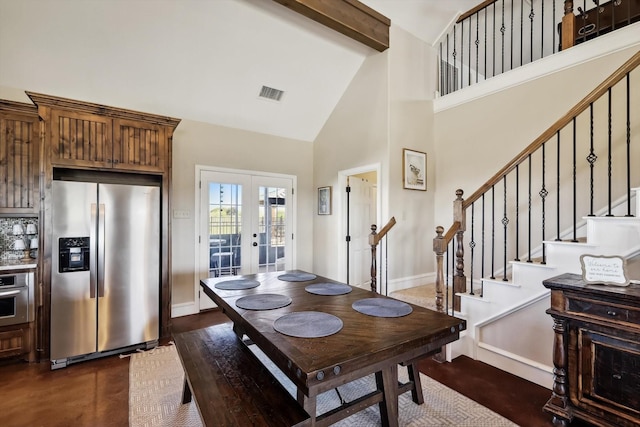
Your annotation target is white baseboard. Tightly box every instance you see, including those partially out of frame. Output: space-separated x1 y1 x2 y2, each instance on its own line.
387 272 436 294
477 342 553 389
171 301 199 318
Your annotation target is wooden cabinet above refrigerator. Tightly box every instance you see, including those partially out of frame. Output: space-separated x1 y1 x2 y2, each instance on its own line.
26 92 179 174
0 100 39 215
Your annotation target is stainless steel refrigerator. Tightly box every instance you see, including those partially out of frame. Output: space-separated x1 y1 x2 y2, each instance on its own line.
50 180 160 369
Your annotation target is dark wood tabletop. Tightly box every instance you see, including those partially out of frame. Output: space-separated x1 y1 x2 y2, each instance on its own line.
201 270 466 427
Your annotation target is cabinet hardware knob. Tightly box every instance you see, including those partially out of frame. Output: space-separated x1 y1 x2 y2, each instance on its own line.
607 310 617 316
613 374 622 380
253 242 258 247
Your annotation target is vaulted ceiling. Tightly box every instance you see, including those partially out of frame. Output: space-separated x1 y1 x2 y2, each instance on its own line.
0 0 478 142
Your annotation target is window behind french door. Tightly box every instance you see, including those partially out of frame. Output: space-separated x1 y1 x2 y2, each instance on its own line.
198 169 294 310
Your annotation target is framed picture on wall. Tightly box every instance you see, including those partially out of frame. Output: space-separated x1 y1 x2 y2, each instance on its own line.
318 186 332 215
403 148 427 191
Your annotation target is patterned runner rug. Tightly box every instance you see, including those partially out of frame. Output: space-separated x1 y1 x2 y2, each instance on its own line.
129 344 518 427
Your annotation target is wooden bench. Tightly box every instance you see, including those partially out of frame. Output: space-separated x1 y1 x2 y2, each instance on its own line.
173 323 310 427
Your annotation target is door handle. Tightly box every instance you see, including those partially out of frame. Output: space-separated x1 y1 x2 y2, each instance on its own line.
0 289 20 297
98 204 105 298
90 203 97 299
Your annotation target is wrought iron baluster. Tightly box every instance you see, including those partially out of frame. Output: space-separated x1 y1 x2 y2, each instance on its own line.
626 72 632 216
520 0 524 66
446 245 450 314
470 202 476 295
454 27 458 92
607 87 613 216
572 117 578 242
491 185 496 279
469 17 472 87
461 20 465 89
587 103 596 216
556 130 561 241
583 0 587 43
501 0 506 74
484 8 488 81
527 154 533 262
493 2 496 77
502 175 509 280
476 13 480 84
529 0 534 63
553 0 557 53
515 164 520 261
611 0 615 31
446 34 450 95
481 193 486 285
511 0 514 70
540 142 548 264
541 0 545 58
440 42 444 95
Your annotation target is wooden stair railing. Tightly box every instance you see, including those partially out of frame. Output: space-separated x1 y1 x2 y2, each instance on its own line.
434 49 640 314
369 217 396 293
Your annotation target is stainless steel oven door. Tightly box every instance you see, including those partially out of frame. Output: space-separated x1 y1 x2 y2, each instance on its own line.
0 286 29 326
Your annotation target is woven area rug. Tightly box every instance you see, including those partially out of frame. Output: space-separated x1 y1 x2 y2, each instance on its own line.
129 344 518 427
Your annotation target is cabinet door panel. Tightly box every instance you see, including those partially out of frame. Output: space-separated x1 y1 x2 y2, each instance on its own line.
113 119 165 172
51 110 112 168
0 112 39 212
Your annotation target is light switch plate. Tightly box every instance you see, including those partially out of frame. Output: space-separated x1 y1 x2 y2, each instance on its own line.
173 209 190 219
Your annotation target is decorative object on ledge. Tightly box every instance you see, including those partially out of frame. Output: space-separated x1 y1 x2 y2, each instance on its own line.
12 222 37 261
403 148 427 191
580 254 630 286
318 186 332 215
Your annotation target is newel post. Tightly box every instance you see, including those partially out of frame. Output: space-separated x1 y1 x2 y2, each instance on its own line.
453 189 466 312
561 0 576 50
369 224 378 293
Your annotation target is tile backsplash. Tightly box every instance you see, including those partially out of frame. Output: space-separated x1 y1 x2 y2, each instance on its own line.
0 218 39 260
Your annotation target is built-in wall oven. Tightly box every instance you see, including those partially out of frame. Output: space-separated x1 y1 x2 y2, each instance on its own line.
0 271 34 327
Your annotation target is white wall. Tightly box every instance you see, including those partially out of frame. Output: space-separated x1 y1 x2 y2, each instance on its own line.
312 25 439 290
171 119 314 306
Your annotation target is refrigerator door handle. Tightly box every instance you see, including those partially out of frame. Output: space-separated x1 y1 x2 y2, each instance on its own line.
98 203 106 298
90 203 98 299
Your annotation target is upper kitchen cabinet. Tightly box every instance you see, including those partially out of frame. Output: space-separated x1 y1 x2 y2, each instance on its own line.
0 101 40 214
26 92 179 174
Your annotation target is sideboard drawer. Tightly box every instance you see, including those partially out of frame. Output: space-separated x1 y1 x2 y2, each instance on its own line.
567 294 640 329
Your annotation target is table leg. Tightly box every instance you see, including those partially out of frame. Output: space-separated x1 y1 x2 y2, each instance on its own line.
298 388 317 426
181 378 192 404
376 364 399 427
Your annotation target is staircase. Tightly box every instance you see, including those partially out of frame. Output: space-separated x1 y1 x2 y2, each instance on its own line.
431 50 640 388
451 190 640 388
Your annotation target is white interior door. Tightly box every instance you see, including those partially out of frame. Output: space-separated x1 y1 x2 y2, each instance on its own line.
198 169 294 310
348 176 377 289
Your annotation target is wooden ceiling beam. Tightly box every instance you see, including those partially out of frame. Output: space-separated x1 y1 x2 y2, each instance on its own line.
272 0 390 52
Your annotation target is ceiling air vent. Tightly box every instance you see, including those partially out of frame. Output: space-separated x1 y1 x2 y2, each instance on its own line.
259 85 284 102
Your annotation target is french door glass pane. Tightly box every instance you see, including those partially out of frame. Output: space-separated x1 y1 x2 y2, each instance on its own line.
258 186 286 273
208 183 242 277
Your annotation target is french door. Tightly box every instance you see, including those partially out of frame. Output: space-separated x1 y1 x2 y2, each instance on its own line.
198 169 294 309
348 176 377 289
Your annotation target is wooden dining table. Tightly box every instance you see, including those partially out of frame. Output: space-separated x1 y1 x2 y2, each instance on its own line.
201 270 466 427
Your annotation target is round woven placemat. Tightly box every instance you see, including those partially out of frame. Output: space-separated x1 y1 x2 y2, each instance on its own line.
273 311 343 338
214 279 260 290
235 293 292 310
277 272 317 282
352 298 413 318
305 283 352 296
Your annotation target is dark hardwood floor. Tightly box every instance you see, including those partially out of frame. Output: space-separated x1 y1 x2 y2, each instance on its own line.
0 310 589 426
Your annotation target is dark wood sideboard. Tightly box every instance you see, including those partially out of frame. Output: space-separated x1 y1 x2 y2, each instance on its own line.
543 273 640 426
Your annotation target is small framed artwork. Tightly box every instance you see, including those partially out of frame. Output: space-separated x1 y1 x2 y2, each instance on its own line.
403 148 427 191
318 186 332 215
